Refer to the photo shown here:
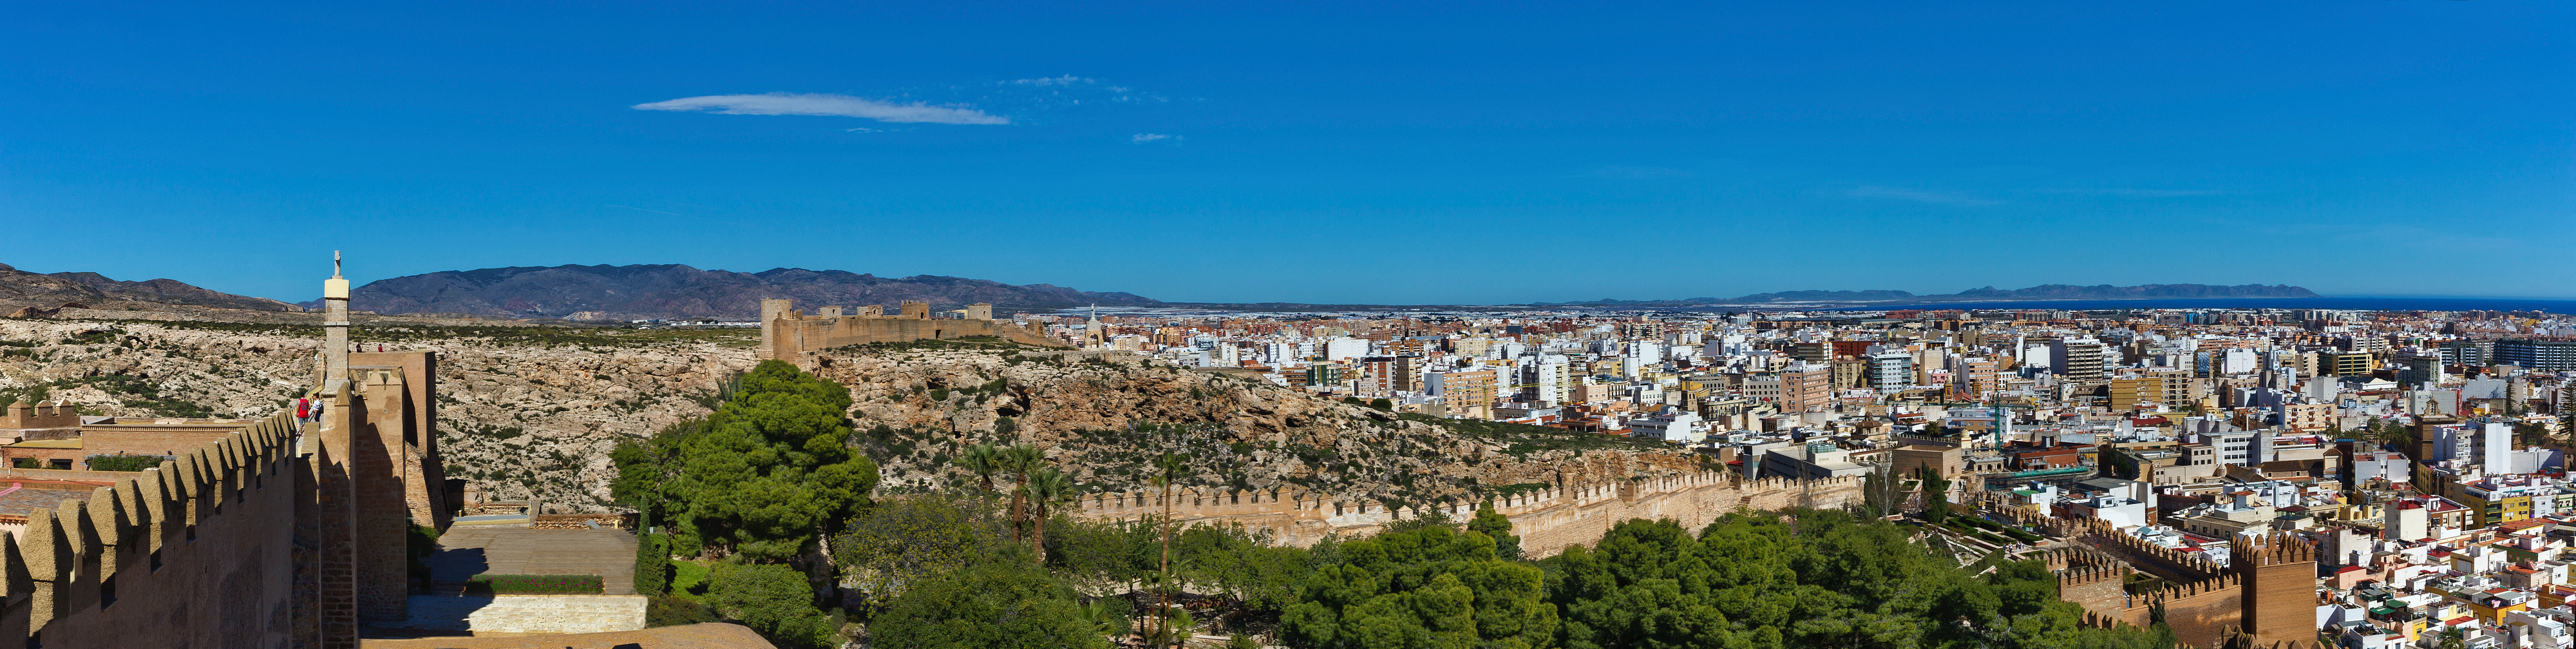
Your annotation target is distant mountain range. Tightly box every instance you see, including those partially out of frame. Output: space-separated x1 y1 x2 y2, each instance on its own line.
1540 284 2322 307
301 264 1161 321
0 260 2328 321
0 262 301 315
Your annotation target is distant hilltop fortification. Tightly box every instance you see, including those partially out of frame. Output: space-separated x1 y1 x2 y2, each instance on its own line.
758 298 1070 367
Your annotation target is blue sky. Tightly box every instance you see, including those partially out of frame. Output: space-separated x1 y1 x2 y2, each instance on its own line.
5 1 2570 304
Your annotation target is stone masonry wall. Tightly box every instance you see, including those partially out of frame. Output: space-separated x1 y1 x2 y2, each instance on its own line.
0 409 305 648
1074 470 1863 557
351 351 448 532
760 298 1067 367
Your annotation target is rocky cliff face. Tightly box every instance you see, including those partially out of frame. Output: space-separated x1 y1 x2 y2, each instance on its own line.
0 321 1705 515
0 319 755 511
813 345 1709 507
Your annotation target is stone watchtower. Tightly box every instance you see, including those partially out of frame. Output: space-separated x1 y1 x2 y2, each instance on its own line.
2230 531 2319 648
757 298 796 361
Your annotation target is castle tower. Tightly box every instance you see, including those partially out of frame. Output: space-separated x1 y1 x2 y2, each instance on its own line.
757 298 794 360
1084 305 1107 349
2231 530 2318 648
323 251 352 389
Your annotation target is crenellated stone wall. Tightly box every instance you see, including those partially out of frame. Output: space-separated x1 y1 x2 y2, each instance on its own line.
0 353 431 648
0 409 306 648
1073 470 1863 557
759 298 1068 369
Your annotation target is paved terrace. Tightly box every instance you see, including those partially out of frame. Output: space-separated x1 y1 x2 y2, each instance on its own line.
426 527 641 595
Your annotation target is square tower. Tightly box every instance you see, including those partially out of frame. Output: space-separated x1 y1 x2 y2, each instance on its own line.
2231 531 2318 647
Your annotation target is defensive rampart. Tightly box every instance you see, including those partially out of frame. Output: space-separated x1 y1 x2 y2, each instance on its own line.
0 409 303 648
759 298 1067 368
1969 491 2253 648
1074 470 1862 557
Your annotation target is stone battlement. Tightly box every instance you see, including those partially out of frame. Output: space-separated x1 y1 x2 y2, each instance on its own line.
1075 470 1862 557
0 408 304 647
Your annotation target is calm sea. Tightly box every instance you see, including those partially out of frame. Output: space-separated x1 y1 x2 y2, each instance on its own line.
1828 297 2576 314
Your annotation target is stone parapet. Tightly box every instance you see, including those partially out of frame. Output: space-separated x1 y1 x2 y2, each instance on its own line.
0 409 310 648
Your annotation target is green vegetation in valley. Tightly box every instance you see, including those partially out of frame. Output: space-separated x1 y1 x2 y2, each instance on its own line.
612 360 882 561
603 365 2163 649
614 360 880 646
708 563 844 647
1533 511 2170 649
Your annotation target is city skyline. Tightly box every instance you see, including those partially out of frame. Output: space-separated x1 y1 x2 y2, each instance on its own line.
6 1 2570 304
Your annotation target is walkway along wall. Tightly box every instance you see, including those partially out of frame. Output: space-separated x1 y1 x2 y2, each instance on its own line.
1073 470 1863 558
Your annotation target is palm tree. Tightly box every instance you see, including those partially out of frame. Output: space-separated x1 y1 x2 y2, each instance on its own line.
959 443 1001 494
1027 467 1075 563
1001 444 1044 541
2372 421 2412 452
1076 599 1124 639
1139 569 1175 646
2561 385 2576 450
1150 450 1189 644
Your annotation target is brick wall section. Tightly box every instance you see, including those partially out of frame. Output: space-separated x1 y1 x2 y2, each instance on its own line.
350 367 412 623
350 352 448 531
2234 532 2320 647
0 409 308 648
2057 565 2132 615
2157 585 2242 649
301 426 360 649
1073 470 1862 557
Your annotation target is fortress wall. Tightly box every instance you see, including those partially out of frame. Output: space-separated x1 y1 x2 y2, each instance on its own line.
1073 470 1862 557
759 299 1068 365
2058 565 2132 616
352 352 448 532
0 409 306 648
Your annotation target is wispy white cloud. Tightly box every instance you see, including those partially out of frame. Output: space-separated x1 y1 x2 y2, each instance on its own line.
1132 133 1180 144
2037 188 2224 198
633 92 1009 125
1849 186 2002 206
1010 75 1096 86
1578 166 1690 180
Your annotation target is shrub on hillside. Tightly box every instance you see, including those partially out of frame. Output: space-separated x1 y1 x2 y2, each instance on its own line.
708 562 840 648
647 594 718 627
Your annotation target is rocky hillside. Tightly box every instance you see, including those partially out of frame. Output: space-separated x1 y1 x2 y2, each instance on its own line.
812 342 1708 507
0 262 303 314
0 319 1706 515
0 319 756 510
314 264 1161 321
